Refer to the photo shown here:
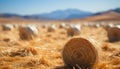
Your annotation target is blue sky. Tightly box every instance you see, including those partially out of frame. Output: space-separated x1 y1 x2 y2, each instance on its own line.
0 0 120 15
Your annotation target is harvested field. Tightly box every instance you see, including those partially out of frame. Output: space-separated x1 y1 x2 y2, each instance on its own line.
0 23 120 69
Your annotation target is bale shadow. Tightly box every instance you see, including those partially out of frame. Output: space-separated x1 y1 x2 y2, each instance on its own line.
55 66 71 69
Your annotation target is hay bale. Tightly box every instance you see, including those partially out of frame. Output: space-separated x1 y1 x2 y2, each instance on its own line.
62 37 98 69
108 23 114 27
106 26 120 42
100 22 108 28
47 24 56 32
83 22 89 27
66 24 81 37
19 25 39 40
41 24 48 28
59 23 66 28
95 24 100 28
2 24 13 31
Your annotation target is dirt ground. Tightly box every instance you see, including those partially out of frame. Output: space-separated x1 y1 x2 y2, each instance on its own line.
0 23 120 69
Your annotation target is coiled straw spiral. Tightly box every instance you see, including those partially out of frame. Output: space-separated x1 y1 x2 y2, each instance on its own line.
62 37 98 69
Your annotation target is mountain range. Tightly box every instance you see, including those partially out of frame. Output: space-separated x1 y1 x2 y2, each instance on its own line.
0 8 120 22
32 9 92 20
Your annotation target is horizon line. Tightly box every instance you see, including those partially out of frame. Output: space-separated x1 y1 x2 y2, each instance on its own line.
0 7 119 15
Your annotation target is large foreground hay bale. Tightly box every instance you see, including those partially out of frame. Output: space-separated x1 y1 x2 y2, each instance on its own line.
106 26 120 42
62 37 98 69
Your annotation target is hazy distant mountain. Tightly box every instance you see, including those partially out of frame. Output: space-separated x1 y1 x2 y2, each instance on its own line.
0 9 92 20
93 8 120 16
0 13 22 18
113 8 120 13
32 9 92 20
0 8 120 22
74 8 120 22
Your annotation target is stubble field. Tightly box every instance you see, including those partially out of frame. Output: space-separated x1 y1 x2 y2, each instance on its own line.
0 23 120 69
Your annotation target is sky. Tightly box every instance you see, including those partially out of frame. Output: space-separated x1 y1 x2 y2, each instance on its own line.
0 0 120 15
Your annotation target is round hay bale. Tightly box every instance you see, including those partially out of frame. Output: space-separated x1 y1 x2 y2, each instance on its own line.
107 27 120 42
95 24 100 28
83 22 89 27
108 23 114 27
19 27 33 40
47 24 56 32
26 25 39 36
2 24 13 31
59 23 66 29
62 37 98 69
19 25 39 40
41 24 48 28
66 24 81 37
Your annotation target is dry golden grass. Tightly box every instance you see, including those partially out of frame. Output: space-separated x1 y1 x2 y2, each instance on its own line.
0 23 120 69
